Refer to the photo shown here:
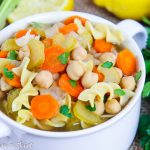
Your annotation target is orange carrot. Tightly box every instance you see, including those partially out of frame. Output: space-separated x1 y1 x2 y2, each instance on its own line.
15 29 37 38
0 51 8 58
41 45 67 73
31 95 59 120
116 49 136 76
93 39 113 53
93 67 104 82
2 64 21 88
59 23 78 34
59 73 83 97
42 38 52 48
64 16 87 25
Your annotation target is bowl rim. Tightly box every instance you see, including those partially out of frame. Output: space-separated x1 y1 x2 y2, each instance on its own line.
0 11 146 138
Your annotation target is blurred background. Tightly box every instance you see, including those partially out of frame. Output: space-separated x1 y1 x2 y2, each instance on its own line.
0 0 150 150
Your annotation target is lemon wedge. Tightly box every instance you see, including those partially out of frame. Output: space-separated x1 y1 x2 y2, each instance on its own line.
7 0 74 23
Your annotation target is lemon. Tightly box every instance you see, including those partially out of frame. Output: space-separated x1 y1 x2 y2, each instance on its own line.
93 0 150 20
7 0 74 23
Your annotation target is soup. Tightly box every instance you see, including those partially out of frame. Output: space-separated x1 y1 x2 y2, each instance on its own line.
0 16 141 131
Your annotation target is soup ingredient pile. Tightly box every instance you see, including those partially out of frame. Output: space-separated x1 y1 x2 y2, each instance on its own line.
0 16 141 131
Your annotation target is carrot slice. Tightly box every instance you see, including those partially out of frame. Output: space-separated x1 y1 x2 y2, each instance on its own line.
15 29 37 38
2 64 21 88
41 45 67 73
31 95 59 120
93 39 113 53
64 16 87 25
59 73 83 97
116 49 136 76
93 67 104 82
59 23 78 35
0 51 8 58
42 38 52 48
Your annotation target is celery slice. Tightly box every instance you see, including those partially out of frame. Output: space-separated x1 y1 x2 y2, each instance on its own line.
0 0 21 29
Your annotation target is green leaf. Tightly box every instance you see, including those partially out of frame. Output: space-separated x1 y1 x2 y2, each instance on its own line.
58 52 70 65
60 105 72 118
69 79 77 88
134 70 142 82
86 104 96 112
142 16 150 26
3 67 14 79
145 139 150 150
142 82 150 98
101 61 113 68
145 60 150 74
145 27 150 35
147 34 150 49
0 0 3 5
114 89 126 96
7 50 18 60
142 49 150 59
140 136 150 148
138 115 150 137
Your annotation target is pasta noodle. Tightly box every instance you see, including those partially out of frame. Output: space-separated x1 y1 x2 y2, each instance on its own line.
85 21 123 44
12 57 38 111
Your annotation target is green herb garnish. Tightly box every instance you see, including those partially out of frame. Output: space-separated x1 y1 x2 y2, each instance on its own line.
146 34 150 49
69 79 77 87
134 70 142 82
7 50 18 60
101 61 113 68
145 60 150 75
142 82 150 98
142 16 150 26
114 89 126 96
138 115 150 149
3 68 14 79
60 105 72 118
86 104 96 112
58 52 70 65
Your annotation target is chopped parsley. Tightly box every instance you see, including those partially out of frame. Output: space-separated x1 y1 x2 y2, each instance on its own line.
101 61 113 68
3 68 14 79
86 104 96 112
114 89 126 96
58 52 70 65
69 79 77 87
60 105 72 118
7 50 18 60
134 70 142 82
142 82 150 98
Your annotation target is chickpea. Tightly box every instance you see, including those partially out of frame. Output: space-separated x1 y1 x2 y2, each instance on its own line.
18 46 30 60
0 77 12 91
93 58 101 66
84 54 94 62
93 101 105 116
99 52 116 66
52 73 60 80
81 71 98 88
35 71 53 89
120 76 136 90
66 61 85 80
72 46 87 61
105 99 121 114
0 90 5 100
114 67 123 78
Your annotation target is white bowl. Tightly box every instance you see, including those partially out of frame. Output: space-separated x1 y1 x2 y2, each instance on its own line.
0 12 146 150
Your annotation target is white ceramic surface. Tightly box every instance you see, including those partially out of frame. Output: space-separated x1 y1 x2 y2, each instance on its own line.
0 12 147 150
